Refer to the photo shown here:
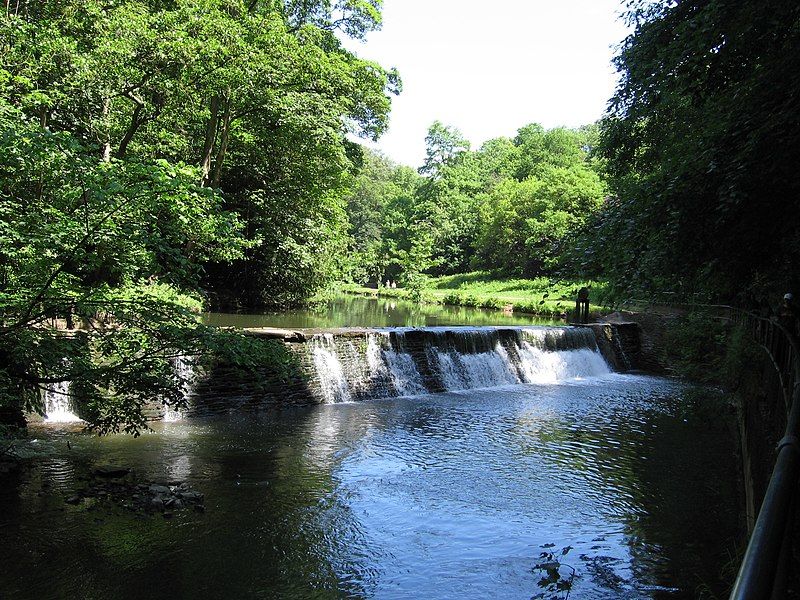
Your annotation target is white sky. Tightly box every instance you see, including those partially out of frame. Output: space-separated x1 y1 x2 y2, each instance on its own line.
344 0 631 168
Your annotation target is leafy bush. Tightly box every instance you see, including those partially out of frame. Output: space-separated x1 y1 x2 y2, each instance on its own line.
480 297 503 309
442 292 464 306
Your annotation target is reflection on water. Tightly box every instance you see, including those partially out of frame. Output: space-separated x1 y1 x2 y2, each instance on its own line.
1 376 741 599
204 294 561 329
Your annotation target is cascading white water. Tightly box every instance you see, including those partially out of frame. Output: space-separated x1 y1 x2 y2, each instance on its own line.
308 326 612 403
376 332 427 396
164 354 195 422
311 333 353 403
43 380 81 423
515 343 610 384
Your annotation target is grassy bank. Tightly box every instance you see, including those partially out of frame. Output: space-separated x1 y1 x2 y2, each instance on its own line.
341 272 610 318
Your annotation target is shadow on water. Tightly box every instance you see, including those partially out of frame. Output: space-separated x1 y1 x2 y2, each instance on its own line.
1 376 742 599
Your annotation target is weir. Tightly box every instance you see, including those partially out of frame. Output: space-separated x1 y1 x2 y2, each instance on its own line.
43 381 80 423
307 326 611 403
38 324 636 421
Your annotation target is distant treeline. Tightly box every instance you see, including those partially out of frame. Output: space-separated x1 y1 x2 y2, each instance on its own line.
345 122 605 287
347 0 800 307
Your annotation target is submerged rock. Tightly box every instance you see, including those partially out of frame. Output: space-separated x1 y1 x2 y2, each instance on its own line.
93 465 131 478
60 472 206 516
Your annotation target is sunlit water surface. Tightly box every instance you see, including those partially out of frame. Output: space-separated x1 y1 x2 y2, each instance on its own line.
2 375 741 599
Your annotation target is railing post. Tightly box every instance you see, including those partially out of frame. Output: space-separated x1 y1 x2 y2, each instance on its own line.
730 297 800 600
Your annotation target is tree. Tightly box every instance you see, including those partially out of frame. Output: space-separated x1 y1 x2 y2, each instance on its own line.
418 120 470 179
0 99 286 434
0 0 400 430
343 120 606 283
2 0 400 309
587 0 800 302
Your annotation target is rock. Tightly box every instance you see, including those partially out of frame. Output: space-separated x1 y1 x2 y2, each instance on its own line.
148 484 170 495
93 465 131 478
150 497 164 511
173 499 183 510
65 495 81 505
162 511 173 519
179 491 204 503
193 504 205 513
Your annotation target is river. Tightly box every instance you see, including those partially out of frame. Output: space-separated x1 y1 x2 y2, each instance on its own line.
1 297 742 599
203 293 561 329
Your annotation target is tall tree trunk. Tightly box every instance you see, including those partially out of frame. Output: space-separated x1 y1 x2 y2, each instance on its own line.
117 97 144 159
210 95 232 188
101 97 112 162
200 95 220 185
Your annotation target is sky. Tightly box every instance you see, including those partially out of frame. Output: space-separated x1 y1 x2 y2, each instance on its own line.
343 0 631 168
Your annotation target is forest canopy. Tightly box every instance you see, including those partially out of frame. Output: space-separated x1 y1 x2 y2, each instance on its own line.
0 0 398 431
344 121 605 286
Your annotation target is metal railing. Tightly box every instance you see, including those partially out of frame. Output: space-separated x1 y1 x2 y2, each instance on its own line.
611 299 799 597
725 307 800 599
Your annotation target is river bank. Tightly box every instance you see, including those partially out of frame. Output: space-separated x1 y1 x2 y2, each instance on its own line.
340 272 610 319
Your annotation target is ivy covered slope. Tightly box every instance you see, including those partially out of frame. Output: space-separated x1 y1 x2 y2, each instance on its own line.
0 0 398 432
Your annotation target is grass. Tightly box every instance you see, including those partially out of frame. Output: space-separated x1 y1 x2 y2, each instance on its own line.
341 271 610 318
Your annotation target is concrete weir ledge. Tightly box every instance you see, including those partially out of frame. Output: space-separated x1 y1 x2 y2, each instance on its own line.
154 322 654 418
236 323 649 374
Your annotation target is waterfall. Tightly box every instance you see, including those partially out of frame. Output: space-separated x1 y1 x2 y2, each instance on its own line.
311 334 353 403
307 326 611 403
164 355 195 422
43 380 81 423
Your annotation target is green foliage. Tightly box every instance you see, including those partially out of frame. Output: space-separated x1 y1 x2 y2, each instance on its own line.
2 0 399 309
0 98 279 433
582 0 800 303
662 314 731 383
342 272 609 318
662 313 760 390
0 0 399 431
343 151 422 285
532 545 576 599
344 122 606 284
